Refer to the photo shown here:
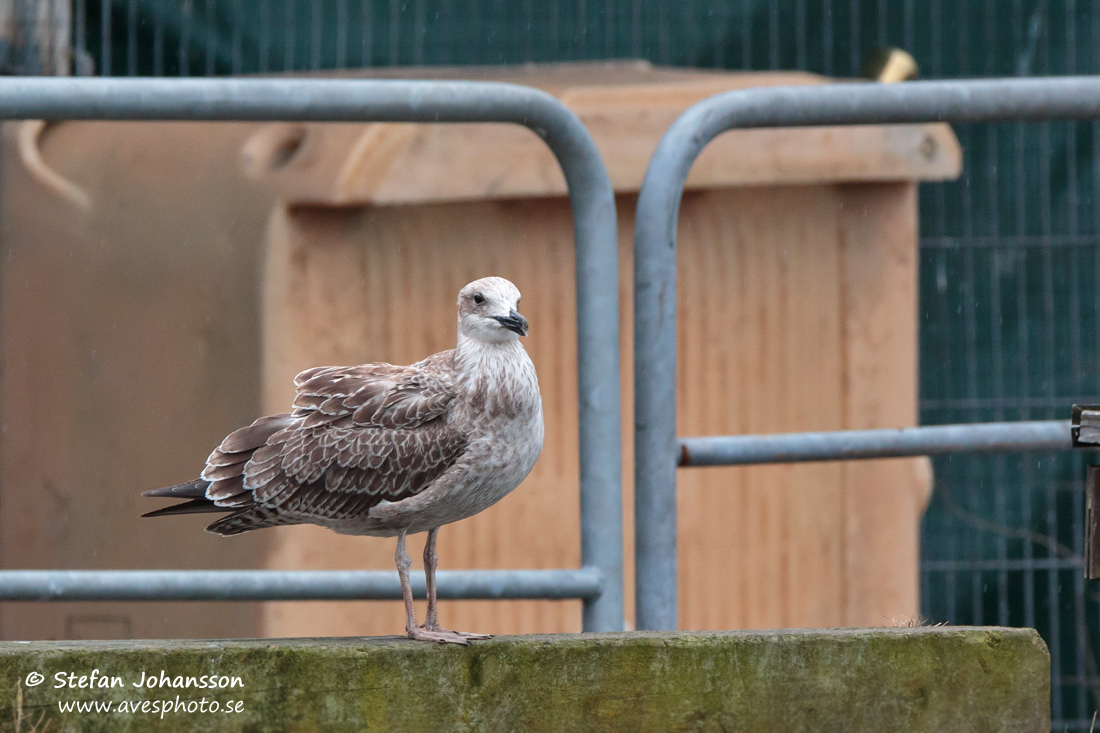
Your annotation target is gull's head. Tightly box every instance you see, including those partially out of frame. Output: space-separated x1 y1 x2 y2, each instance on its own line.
457 277 528 343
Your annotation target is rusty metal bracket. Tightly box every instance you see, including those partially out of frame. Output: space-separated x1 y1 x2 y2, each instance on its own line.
1071 404 1100 447
1088 467 1100 580
1072 406 1100 579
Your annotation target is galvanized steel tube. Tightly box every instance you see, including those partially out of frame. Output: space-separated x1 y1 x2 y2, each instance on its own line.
634 77 1100 630
679 421 1071 466
0 78 621 629
0 569 604 602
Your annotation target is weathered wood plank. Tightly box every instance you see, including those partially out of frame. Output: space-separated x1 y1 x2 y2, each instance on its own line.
242 64 961 205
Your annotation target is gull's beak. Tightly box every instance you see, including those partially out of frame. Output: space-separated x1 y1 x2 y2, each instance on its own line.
495 309 529 336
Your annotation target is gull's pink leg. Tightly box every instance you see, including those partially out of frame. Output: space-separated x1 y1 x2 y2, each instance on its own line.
394 531 420 636
398 529 480 645
422 527 440 631
419 528 491 642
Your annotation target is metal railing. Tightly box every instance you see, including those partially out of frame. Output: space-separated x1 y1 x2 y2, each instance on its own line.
678 420 1071 466
0 569 603 601
633 77 1100 631
0 77 623 632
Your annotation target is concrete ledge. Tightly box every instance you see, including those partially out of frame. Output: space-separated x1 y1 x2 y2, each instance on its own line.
0 628 1048 731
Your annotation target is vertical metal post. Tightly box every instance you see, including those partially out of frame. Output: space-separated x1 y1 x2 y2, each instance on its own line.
543 94 624 634
1087 467 1100 580
633 133 696 631
563 131 624 633
1072 406 1100 580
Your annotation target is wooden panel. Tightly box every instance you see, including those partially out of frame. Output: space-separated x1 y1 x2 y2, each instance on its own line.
242 66 960 205
673 187 847 630
838 183 933 625
245 119 958 207
0 121 274 640
262 182 930 635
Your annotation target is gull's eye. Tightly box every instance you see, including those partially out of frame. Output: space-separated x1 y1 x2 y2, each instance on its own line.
473 293 484 304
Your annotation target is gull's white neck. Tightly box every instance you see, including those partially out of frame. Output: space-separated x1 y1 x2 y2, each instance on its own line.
452 334 540 422
454 334 527 377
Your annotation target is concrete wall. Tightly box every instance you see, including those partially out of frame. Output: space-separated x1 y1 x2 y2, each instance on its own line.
0 627 1049 731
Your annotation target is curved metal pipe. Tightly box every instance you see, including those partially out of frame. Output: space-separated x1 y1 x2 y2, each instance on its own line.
0 77 622 630
634 77 1100 630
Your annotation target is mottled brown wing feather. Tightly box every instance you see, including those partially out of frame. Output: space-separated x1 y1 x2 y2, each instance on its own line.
292 353 456 429
200 353 467 525
200 414 297 507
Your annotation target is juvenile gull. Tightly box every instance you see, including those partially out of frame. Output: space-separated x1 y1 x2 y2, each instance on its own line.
143 277 543 645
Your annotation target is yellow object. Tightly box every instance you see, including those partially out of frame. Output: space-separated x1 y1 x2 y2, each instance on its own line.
863 48 920 83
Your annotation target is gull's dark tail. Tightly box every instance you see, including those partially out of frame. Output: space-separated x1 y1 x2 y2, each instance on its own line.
141 478 222 518
142 413 297 534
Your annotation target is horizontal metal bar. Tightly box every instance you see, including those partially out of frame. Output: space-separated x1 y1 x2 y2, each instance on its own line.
922 558 1082 573
678 421 1072 467
0 76 573 122
0 569 603 602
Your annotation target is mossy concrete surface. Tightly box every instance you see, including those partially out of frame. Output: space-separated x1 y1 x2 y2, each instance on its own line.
0 627 1048 732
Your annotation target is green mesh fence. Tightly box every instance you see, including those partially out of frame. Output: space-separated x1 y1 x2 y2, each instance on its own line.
77 1 1100 728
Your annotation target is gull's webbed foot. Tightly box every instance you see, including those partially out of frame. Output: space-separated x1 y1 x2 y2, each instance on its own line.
407 626 490 645
421 618 492 641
